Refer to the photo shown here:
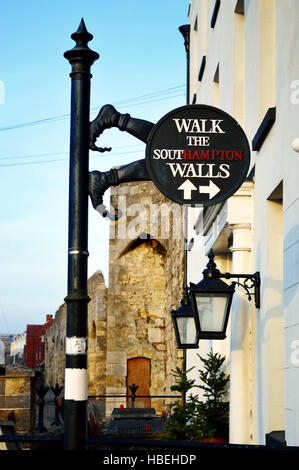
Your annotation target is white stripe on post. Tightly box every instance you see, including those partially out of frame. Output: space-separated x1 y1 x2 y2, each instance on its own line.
64 368 88 401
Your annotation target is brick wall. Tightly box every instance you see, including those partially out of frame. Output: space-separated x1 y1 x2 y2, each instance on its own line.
23 316 54 369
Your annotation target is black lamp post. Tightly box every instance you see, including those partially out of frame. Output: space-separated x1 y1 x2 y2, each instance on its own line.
172 249 260 347
63 19 99 450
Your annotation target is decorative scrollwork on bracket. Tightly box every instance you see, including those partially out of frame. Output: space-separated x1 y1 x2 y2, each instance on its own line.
221 272 260 308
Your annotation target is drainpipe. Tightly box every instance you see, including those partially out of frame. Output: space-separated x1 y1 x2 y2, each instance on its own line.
179 24 190 105
179 24 191 406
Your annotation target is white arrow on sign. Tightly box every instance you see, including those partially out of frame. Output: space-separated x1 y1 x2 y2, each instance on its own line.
199 180 220 199
178 179 197 199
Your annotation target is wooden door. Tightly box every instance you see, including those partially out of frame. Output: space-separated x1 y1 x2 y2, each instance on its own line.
127 358 151 408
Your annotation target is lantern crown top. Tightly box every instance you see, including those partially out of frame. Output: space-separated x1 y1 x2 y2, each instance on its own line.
180 286 191 306
202 249 221 278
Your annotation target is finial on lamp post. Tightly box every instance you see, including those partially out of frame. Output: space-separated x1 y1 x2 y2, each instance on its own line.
64 18 99 66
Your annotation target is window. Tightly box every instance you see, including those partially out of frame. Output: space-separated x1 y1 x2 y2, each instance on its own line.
211 0 221 28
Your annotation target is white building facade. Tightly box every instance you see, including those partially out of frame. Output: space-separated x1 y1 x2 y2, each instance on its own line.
185 0 299 446
9 333 26 364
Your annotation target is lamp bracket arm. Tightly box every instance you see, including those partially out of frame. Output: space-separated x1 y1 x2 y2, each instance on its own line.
220 272 261 309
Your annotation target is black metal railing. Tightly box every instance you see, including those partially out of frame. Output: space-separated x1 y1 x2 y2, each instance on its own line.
88 393 182 408
34 381 181 436
8 383 295 454
0 381 297 453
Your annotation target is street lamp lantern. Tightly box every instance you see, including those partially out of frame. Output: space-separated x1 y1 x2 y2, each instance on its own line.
172 249 261 348
189 252 235 340
171 287 200 349
190 288 234 340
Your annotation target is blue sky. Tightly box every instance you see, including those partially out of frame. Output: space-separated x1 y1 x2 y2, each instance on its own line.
0 1 188 333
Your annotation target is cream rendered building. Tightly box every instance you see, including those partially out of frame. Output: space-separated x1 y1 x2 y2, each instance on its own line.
10 333 26 364
185 0 299 446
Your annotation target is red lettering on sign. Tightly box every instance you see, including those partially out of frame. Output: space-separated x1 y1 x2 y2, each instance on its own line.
184 150 192 160
183 150 243 160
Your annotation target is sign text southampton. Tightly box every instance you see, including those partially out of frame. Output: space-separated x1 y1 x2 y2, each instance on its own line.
145 104 250 206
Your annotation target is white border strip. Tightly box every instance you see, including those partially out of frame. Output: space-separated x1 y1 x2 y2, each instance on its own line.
64 368 88 401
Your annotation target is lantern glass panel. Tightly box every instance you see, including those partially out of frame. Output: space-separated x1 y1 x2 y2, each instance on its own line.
194 293 230 332
176 316 197 345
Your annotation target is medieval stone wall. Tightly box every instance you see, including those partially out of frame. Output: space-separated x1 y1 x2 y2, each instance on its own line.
87 271 108 397
45 302 66 387
105 181 184 414
45 270 107 392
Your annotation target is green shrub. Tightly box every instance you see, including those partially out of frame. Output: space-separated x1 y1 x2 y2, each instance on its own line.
164 350 229 441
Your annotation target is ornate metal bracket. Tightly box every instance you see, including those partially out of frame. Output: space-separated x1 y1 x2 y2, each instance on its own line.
221 272 261 309
203 250 261 308
88 104 154 220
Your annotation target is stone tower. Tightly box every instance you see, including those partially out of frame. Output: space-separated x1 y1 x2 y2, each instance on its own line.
104 180 184 415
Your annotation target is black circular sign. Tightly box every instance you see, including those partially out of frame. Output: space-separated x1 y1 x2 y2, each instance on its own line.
145 104 250 206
